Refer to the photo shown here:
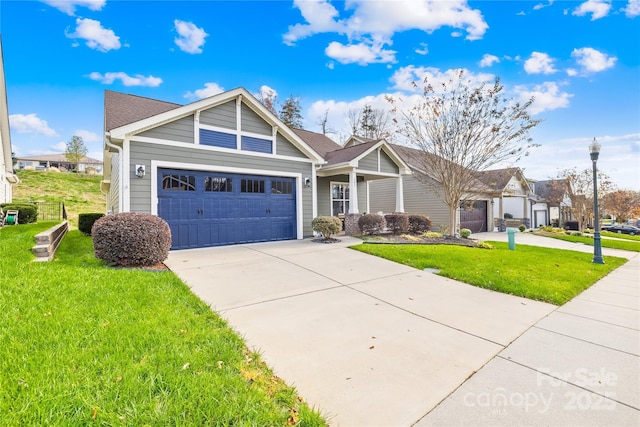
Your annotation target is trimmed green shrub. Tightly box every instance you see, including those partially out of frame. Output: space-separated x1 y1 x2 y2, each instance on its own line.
408 214 431 234
311 216 342 240
477 241 495 249
78 213 105 235
358 214 386 235
518 224 526 232
92 212 172 267
504 213 513 219
459 228 472 238
0 203 38 224
385 213 409 235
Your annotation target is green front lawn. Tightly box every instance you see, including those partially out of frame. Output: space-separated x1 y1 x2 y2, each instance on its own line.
0 223 325 426
537 232 640 252
601 231 640 241
352 242 626 305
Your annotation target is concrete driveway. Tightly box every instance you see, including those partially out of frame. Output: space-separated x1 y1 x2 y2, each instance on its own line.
165 237 556 426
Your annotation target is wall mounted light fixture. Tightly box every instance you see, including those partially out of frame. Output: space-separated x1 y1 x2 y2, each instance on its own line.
304 177 311 188
135 165 146 178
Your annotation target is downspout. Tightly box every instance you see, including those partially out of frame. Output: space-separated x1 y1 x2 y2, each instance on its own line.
104 133 123 213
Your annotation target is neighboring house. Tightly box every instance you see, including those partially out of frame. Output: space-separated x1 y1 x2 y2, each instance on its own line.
15 154 103 173
102 89 410 249
532 179 573 227
474 167 537 229
360 137 495 234
0 36 18 204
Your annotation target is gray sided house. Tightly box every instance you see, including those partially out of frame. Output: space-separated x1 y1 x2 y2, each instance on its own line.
0 36 18 204
102 89 410 249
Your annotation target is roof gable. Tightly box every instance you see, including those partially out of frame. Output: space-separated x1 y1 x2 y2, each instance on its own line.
105 88 324 163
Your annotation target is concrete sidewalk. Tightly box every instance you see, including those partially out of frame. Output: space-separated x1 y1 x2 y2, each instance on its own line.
165 235 639 426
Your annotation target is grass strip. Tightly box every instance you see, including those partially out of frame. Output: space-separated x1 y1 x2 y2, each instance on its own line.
0 223 325 426
600 231 640 241
536 232 640 252
351 242 626 305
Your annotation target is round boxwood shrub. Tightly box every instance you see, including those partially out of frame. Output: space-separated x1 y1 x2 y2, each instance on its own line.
311 216 342 240
92 212 172 267
78 213 105 235
358 213 386 235
408 214 432 234
459 228 472 238
518 224 526 232
385 213 410 235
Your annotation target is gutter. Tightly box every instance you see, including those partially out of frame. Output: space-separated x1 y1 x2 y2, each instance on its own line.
103 133 123 212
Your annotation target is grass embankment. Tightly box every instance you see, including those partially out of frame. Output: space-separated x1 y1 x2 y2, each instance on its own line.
0 223 325 426
352 242 626 305
535 231 640 252
12 170 105 226
601 231 640 241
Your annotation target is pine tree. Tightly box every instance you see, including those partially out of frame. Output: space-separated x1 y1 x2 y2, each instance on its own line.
279 96 303 129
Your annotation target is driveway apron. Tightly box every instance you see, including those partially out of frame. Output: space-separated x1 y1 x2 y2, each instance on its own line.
165 237 557 426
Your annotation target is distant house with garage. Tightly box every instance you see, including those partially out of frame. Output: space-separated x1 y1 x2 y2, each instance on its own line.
102 89 410 249
15 154 103 174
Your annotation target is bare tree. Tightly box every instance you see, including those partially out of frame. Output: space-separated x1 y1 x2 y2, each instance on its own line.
255 86 278 115
316 109 335 136
602 190 640 223
392 70 541 235
347 105 391 140
65 135 88 172
557 167 614 231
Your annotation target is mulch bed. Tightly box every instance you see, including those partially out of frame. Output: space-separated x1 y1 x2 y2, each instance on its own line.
362 233 482 247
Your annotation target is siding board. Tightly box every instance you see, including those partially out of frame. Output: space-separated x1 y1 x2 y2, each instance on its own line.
276 133 306 158
380 150 399 174
359 150 378 171
241 104 271 135
200 101 236 129
139 115 194 143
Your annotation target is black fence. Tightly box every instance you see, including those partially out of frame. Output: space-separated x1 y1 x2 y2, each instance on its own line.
33 201 67 221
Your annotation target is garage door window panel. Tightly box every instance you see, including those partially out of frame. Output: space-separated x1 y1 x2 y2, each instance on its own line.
241 179 265 194
271 180 292 195
162 174 196 191
205 176 233 192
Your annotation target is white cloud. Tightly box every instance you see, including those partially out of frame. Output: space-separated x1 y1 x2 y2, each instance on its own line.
74 129 100 143
390 66 494 93
571 47 617 73
415 42 429 55
88 71 162 87
566 68 578 76
174 20 208 54
572 0 611 20
255 85 278 102
624 0 640 17
51 142 67 152
283 0 488 65
514 82 572 115
9 114 57 136
479 54 499 68
524 52 558 74
533 1 554 11
325 40 397 65
184 82 225 100
42 0 105 16
66 18 121 52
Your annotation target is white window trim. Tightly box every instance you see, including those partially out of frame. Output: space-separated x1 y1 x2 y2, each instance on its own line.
329 181 350 217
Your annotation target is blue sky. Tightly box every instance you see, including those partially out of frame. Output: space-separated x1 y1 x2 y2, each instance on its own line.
2 0 639 190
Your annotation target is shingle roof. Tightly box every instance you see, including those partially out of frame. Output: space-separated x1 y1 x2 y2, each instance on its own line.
324 140 379 165
105 90 180 131
474 167 521 191
291 128 342 158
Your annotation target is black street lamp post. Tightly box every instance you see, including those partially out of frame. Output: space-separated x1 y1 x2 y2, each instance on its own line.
589 138 604 264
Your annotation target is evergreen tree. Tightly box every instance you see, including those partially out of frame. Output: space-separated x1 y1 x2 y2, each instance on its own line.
279 96 303 129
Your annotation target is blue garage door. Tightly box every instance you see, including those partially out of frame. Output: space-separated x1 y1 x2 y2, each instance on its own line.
158 169 296 249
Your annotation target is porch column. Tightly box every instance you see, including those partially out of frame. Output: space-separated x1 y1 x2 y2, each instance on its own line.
348 170 359 214
499 195 504 219
395 176 405 213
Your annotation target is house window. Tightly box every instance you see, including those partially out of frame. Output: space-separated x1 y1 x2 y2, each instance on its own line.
331 183 349 216
271 180 292 194
200 129 236 149
241 136 272 154
241 179 265 193
162 174 196 191
205 176 232 192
